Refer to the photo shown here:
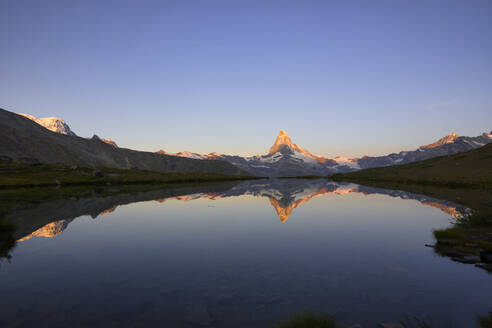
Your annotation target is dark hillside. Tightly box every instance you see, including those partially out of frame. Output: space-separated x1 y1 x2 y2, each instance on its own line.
0 108 246 176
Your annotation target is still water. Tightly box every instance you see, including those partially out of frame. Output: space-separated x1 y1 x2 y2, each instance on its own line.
0 179 490 327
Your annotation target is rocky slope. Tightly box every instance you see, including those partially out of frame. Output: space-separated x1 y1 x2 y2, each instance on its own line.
0 109 245 175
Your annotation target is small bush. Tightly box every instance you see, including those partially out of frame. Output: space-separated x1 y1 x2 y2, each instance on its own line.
433 228 465 241
454 211 491 228
477 240 492 252
478 312 492 328
272 313 337 328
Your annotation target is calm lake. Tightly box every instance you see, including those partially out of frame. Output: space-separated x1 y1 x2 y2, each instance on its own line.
0 179 490 327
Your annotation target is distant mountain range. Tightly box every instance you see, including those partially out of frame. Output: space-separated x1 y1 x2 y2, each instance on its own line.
4 109 491 177
0 109 245 175
333 139 492 188
157 129 492 176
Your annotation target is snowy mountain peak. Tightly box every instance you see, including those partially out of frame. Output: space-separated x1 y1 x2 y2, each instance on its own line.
19 113 77 136
267 130 330 163
420 133 459 149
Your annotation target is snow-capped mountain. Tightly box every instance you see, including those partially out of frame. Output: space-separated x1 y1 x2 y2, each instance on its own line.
19 113 119 148
156 130 359 176
157 130 492 177
357 132 492 169
18 113 77 136
419 133 459 149
217 130 360 176
155 149 221 160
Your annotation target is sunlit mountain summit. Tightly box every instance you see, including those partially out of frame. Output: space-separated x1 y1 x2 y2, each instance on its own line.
18 113 77 136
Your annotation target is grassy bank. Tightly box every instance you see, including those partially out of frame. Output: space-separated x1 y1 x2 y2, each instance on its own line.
330 142 492 189
433 211 492 254
0 159 258 188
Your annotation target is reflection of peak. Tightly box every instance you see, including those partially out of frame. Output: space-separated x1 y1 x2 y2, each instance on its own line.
16 204 120 241
99 206 118 215
269 198 294 222
151 179 464 223
13 179 466 241
155 193 224 203
421 201 462 218
17 220 69 242
268 188 333 222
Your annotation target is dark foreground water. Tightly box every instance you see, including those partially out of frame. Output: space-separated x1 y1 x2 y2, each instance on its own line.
0 179 490 327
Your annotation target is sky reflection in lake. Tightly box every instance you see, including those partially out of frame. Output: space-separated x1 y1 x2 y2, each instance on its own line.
0 179 490 327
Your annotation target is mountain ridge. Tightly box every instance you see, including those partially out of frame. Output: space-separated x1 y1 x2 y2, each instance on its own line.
156 129 492 176
332 142 492 188
8 110 491 177
0 109 246 176
20 113 120 148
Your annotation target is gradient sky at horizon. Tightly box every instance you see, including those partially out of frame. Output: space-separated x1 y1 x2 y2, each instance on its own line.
1 0 491 158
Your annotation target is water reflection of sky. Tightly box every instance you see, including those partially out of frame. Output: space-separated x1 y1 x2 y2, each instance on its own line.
1 180 489 328
17 180 465 241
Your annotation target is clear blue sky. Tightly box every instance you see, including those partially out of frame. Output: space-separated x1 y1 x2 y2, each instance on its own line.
1 0 491 157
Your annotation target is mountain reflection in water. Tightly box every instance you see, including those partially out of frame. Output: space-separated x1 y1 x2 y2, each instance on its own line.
15 179 465 242
2 179 490 328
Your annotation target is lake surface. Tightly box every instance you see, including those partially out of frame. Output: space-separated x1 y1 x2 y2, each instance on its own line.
0 179 490 327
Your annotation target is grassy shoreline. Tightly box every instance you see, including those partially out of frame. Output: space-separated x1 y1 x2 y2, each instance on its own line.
0 160 261 189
